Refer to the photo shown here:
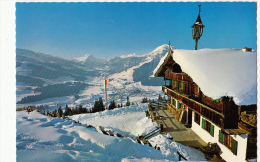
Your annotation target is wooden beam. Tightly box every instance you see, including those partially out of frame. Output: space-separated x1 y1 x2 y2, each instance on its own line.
163 86 224 117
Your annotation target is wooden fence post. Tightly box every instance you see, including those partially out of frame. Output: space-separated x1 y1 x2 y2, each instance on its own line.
177 151 187 161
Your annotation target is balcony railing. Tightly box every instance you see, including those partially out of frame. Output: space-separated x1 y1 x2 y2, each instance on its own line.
163 86 224 127
165 72 193 82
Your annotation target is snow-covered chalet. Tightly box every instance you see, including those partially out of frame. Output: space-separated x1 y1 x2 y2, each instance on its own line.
153 43 257 161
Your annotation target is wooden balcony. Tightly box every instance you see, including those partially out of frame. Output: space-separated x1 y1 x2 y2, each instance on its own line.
165 72 193 83
163 86 224 128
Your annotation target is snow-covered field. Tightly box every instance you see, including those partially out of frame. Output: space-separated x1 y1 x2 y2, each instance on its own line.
16 103 206 162
70 103 157 137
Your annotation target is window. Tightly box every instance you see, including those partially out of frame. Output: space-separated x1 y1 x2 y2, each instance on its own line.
206 120 211 133
210 124 214 137
194 112 200 125
202 119 214 137
219 130 238 155
181 82 185 91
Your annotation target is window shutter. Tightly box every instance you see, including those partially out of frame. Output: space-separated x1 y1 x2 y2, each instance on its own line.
202 119 205 129
219 130 223 144
231 139 238 155
177 102 179 109
175 81 177 87
181 82 184 90
210 124 214 137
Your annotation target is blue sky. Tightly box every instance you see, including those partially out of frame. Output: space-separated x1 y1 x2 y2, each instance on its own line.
16 2 256 59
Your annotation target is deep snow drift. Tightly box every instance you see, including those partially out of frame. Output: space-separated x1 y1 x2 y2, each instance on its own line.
155 48 256 105
17 103 206 162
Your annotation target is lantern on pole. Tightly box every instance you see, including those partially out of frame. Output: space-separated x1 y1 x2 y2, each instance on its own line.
192 5 205 50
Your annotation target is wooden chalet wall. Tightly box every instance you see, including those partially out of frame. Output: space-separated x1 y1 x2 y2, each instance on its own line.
163 70 239 129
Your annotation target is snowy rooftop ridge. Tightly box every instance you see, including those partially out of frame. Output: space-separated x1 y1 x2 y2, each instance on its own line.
154 48 257 106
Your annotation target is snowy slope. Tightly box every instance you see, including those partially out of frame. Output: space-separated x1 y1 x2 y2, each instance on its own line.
71 104 206 161
119 53 144 59
17 104 206 161
16 45 167 109
71 103 157 137
70 54 91 62
154 48 257 105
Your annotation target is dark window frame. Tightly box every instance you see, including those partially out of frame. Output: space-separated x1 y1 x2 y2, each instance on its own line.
219 130 238 155
194 112 200 125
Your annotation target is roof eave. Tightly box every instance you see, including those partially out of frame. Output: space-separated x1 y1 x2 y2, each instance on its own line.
154 52 173 77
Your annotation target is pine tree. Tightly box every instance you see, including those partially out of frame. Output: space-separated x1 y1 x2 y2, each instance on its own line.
73 107 79 115
78 104 83 114
92 100 98 113
64 105 72 116
141 97 148 103
98 97 105 111
109 100 116 110
158 94 162 101
92 97 105 113
58 106 63 117
126 96 130 106
53 109 57 117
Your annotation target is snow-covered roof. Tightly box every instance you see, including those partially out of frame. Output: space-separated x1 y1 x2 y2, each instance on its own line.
153 51 169 75
154 48 257 106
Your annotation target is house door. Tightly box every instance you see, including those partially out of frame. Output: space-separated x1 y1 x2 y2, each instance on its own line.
188 108 192 126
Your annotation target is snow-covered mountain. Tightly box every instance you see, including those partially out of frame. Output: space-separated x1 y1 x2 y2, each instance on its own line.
119 53 143 59
16 45 169 109
71 54 108 69
70 54 92 62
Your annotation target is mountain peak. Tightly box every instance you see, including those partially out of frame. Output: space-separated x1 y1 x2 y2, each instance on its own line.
152 44 168 53
119 53 144 59
71 54 92 62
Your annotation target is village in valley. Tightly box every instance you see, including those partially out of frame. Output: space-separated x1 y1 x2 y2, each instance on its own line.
12 2 257 162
